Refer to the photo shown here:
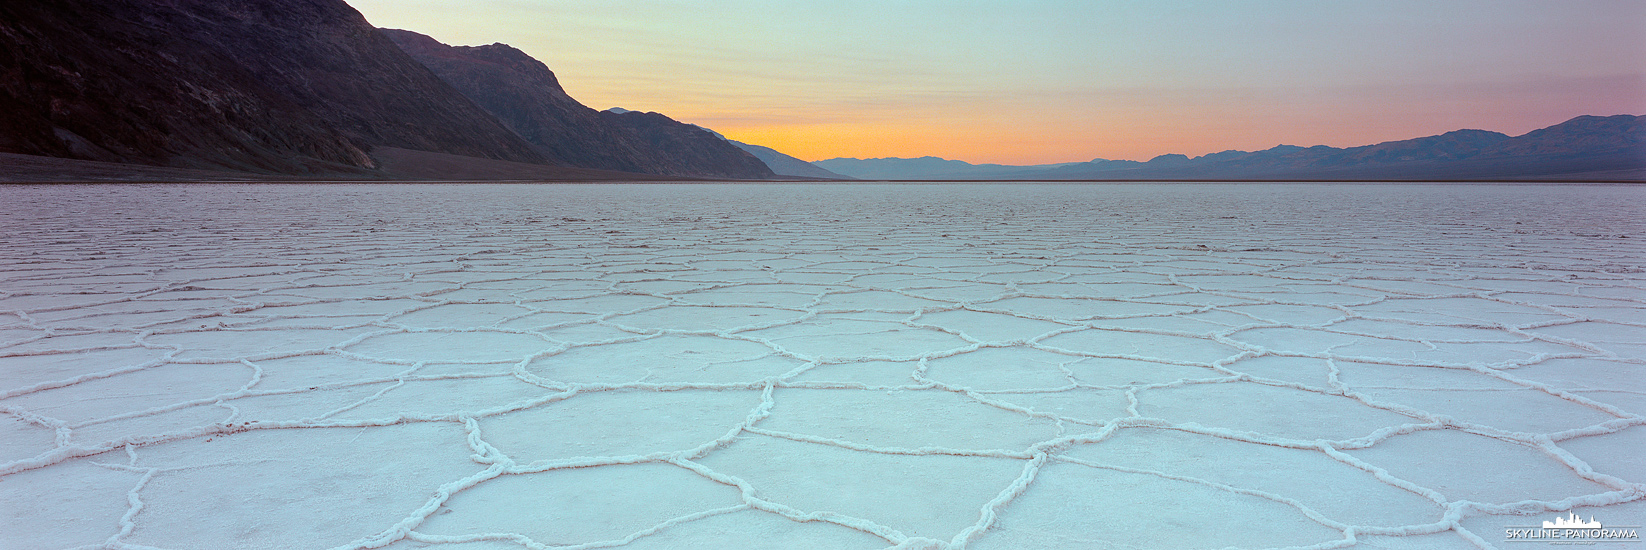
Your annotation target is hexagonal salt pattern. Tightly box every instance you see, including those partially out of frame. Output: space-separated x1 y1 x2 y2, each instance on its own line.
2 183 1641 549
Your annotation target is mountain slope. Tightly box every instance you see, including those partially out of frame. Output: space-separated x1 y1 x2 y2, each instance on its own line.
0 0 544 174
382 29 773 179
1481 114 1645 159
726 140 851 179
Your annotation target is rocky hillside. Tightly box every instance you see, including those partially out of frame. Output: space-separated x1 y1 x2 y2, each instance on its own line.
382 29 773 179
0 0 545 175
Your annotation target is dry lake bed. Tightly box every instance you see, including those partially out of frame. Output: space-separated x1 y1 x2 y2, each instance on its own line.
2 182 1642 549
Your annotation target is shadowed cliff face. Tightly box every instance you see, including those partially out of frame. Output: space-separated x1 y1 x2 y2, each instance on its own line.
595 110 776 179
383 29 774 180
0 0 544 174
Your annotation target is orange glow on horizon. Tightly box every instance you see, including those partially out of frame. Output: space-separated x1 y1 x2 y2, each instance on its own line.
711 109 1213 165
721 124 1084 165
347 1 1646 167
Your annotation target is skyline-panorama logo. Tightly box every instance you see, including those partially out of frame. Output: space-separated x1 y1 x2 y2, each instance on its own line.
1545 513 1602 529
1504 513 1641 545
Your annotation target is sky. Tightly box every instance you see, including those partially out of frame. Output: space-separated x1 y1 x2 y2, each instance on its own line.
348 1 1646 165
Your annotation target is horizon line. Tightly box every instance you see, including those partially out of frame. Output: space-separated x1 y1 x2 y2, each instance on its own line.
797 113 1645 166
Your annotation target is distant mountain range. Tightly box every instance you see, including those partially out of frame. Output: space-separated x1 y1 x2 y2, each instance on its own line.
818 115 1645 181
812 157 1083 180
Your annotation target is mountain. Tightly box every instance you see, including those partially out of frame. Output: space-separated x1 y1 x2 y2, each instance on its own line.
0 147 690 183
816 116 1643 181
382 29 773 179
1481 114 1644 159
594 110 774 179
680 122 848 178
0 0 546 175
0 0 774 180
812 157 1088 180
1 0 1632 182
726 140 851 179
1033 115 1645 181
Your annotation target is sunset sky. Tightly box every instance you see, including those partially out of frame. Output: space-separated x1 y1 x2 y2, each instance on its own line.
349 1 1645 165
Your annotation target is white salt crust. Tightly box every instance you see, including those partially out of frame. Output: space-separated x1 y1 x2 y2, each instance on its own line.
1 182 1641 549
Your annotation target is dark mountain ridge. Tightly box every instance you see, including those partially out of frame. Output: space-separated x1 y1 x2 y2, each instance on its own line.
0 0 775 180
0 0 546 175
380 29 773 179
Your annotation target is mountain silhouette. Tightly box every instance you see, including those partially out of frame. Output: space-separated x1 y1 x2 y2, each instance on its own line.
0 0 1635 182
817 116 1644 181
812 157 1088 180
0 0 545 176
725 140 851 179
0 0 773 180
382 29 772 179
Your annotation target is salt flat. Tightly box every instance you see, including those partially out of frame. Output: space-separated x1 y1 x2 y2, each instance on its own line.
1 182 1642 550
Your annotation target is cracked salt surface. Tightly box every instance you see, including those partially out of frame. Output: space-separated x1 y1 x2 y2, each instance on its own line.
1 182 1642 550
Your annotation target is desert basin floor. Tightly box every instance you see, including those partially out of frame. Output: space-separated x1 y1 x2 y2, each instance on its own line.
0 182 1642 550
